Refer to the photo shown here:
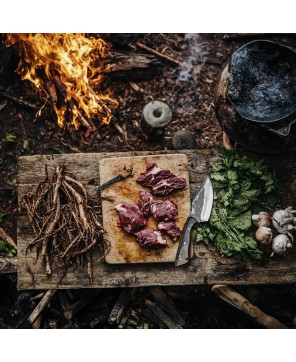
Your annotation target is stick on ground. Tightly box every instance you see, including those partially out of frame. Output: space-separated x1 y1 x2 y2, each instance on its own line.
28 289 57 325
212 285 288 329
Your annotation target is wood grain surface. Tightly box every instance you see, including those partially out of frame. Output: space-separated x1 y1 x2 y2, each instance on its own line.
17 149 296 290
100 154 190 264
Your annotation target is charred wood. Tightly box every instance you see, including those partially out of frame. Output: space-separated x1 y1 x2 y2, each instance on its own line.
140 307 166 328
145 300 182 329
149 287 185 327
64 297 91 320
108 288 137 326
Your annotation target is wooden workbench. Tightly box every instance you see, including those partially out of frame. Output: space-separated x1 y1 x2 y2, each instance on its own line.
17 149 296 290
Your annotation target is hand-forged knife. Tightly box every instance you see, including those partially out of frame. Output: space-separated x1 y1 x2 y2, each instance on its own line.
175 176 214 267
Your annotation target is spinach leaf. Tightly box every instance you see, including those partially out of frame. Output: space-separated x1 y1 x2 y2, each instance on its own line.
195 147 280 262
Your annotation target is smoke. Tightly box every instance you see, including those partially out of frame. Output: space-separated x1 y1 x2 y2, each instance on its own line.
177 33 208 83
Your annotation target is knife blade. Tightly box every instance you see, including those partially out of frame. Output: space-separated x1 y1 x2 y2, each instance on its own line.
175 176 213 267
96 166 134 192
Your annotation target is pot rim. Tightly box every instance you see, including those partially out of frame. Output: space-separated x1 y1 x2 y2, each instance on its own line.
227 39 296 124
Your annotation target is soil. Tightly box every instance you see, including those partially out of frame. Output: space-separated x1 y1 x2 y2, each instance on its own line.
0 33 296 329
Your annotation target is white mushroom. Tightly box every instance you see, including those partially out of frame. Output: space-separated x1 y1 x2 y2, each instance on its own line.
255 226 273 245
272 207 296 241
252 212 271 228
270 234 293 257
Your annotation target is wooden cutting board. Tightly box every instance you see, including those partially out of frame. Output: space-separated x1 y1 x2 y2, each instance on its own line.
99 154 191 264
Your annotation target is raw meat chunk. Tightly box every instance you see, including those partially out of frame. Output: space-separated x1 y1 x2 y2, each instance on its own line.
158 221 182 242
138 191 154 218
151 176 186 196
115 203 146 234
150 200 178 222
136 162 173 187
136 162 186 196
134 229 167 248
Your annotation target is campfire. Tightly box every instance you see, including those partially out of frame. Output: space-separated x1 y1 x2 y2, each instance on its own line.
4 33 118 132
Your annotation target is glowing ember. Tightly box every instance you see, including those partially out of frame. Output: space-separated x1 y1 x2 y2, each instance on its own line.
4 33 118 130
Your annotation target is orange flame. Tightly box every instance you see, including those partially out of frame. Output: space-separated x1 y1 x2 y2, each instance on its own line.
4 33 118 129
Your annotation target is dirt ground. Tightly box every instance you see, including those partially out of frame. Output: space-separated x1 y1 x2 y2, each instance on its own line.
0 33 295 329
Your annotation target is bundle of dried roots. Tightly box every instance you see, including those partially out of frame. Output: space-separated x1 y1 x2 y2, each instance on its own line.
22 165 105 282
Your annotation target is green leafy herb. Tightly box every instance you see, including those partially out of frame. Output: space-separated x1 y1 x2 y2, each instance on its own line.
23 139 29 150
0 239 16 257
6 133 16 142
195 147 280 262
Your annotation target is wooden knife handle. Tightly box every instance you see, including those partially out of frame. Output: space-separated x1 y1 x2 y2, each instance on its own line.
175 217 197 266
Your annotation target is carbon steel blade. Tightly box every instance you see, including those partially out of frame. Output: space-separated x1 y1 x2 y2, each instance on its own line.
190 176 213 222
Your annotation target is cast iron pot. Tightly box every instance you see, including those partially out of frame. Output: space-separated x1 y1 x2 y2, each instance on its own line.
215 40 296 154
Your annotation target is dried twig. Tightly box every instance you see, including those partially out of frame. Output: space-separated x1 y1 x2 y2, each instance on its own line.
0 227 17 250
0 89 39 110
136 42 182 66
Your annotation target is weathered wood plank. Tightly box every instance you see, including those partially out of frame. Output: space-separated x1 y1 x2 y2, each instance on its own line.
17 150 296 290
0 256 17 274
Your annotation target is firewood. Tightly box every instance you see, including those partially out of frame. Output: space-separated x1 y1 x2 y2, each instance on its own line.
149 287 185 327
43 80 58 104
27 289 57 325
32 314 43 329
0 227 17 250
0 89 39 110
52 74 92 130
100 51 163 80
64 297 91 320
145 300 182 329
140 307 166 328
212 285 288 329
108 288 137 325
136 42 182 66
0 256 17 274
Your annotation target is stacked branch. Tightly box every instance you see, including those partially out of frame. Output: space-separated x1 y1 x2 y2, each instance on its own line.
21 165 106 282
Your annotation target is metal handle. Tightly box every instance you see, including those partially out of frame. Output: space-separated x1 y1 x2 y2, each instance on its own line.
175 217 197 266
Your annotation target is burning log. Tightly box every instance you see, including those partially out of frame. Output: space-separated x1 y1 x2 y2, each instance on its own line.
4 34 118 133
